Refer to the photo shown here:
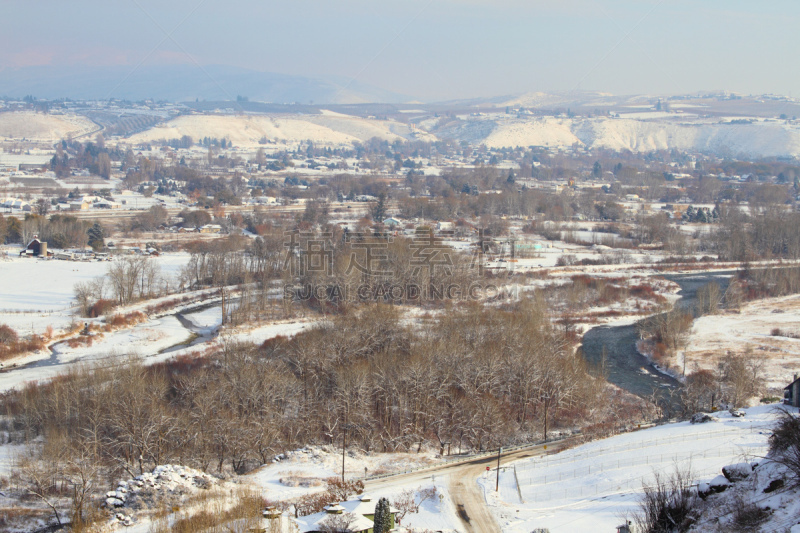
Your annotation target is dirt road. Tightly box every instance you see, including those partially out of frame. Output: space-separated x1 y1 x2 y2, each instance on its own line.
365 440 573 532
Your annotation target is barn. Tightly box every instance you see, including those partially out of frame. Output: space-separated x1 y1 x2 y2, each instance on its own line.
19 235 48 257
784 374 800 408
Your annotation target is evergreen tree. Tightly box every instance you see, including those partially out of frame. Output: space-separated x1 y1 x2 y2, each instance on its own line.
593 161 602 178
372 193 387 222
373 497 391 533
87 223 105 251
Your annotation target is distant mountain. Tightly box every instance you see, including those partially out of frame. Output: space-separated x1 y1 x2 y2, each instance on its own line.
0 64 413 105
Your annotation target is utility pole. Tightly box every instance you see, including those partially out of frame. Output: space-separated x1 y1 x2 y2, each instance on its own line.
541 392 551 443
221 288 225 325
341 409 348 482
495 446 502 491
341 426 347 482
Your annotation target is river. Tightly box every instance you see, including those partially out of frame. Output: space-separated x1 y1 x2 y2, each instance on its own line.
581 271 734 409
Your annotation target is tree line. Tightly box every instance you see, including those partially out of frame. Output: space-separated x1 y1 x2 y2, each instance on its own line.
6 299 610 482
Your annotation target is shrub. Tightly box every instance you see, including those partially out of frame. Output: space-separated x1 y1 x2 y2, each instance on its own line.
105 312 145 328
633 465 697 533
0 324 18 344
730 497 770 531
768 408 800 487
0 328 46 360
325 477 364 501
86 299 116 318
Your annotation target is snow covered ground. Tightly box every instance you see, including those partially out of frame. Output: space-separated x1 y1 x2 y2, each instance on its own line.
246 446 462 532
247 445 440 499
0 252 189 312
0 315 190 392
227 319 312 345
682 293 800 390
483 406 776 533
0 252 190 332
182 305 223 334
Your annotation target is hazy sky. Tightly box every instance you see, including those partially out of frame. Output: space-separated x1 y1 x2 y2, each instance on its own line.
1 0 798 101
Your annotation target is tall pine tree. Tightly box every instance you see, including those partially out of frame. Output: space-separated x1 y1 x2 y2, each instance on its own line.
372 497 391 533
87 223 105 251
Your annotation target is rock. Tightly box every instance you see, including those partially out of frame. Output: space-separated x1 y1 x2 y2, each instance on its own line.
690 413 714 424
105 497 125 507
764 478 784 493
708 474 730 493
722 462 753 482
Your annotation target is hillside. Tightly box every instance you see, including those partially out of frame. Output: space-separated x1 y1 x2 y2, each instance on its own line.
123 112 426 147
430 114 800 158
484 405 795 532
0 111 96 141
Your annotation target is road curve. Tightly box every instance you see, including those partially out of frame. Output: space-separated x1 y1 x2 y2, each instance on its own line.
364 440 573 532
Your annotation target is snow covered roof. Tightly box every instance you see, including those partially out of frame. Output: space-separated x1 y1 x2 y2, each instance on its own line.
295 509 373 533
340 496 399 516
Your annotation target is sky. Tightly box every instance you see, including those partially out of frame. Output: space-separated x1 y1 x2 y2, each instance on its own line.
0 0 798 102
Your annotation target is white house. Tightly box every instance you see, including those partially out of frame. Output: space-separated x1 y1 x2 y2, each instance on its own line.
293 495 399 533
382 217 402 227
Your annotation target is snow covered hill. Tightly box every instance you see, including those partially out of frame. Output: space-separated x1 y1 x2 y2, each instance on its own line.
124 112 429 148
0 111 96 141
431 114 800 158
483 405 781 532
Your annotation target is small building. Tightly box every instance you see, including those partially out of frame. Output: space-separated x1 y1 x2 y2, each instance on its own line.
19 235 47 257
93 199 121 209
616 522 635 533
3 198 31 211
383 217 402 227
199 224 222 234
784 374 800 407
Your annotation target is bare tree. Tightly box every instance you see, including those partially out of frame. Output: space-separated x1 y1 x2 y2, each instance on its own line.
317 512 361 533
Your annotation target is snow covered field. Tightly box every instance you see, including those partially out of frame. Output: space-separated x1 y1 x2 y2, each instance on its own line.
682 293 800 390
0 252 189 313
483 406 775 533
0 253 190 335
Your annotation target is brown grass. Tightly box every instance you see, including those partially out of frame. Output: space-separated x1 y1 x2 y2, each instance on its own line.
0 327 47 361
148 487 265 533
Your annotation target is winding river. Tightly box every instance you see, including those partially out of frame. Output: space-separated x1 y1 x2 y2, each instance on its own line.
581 272 734 407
